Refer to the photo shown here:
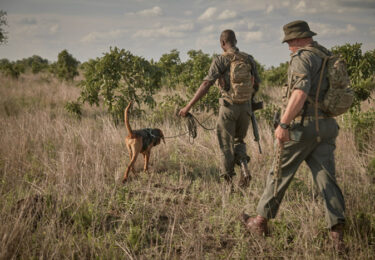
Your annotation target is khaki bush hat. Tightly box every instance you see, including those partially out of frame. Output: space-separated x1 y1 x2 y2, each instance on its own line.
282 20 316 43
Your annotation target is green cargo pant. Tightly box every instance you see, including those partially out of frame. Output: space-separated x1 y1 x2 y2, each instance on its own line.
256 117 345 228
216 98 252 179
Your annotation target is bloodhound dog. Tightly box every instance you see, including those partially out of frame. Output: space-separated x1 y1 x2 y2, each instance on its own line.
123 101 165 183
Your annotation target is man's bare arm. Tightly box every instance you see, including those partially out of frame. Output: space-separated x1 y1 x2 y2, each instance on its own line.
275 89 307 143
179 80 212 117
281 89 307 124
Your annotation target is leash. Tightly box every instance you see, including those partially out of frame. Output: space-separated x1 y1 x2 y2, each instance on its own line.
188 113 216 131
164 112 216 143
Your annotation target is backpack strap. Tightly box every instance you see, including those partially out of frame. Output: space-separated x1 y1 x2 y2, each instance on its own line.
302 46 328 59
222 51 235 61
314 56 329 142
300 46 329 142
222 51 251 62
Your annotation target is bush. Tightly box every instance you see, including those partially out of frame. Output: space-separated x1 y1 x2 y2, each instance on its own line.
345 109 375 150
147 94 186 125
263 62 288 87
64 101 82 119
255 103 280 128
14 55 49 74
157 49 182 89
331 43 375 109
179 50 219 113
78 47 162 124
51 49 79 82
0 60 21 79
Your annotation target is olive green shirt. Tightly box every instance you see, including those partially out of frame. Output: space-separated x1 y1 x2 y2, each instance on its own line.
287 41 331 115
203 47 261 89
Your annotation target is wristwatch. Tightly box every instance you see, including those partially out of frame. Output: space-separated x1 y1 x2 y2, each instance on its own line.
279 123 290 129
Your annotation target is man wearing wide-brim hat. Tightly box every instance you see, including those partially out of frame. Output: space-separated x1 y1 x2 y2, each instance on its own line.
242 20 346 253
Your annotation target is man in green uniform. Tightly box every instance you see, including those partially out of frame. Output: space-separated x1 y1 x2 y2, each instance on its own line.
242 21 345 252
179 29 261 187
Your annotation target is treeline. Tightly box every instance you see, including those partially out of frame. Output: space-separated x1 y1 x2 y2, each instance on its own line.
0 49 79 81
1 43 374 117
1 43 374 149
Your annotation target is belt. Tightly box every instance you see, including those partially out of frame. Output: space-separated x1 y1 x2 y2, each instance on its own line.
293 115 331 122
220 97 251 105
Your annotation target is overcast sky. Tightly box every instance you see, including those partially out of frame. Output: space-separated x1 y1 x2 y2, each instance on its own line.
1 0 375 68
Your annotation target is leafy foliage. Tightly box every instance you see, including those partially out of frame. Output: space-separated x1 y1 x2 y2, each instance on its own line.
331 43 375 109
179 50 220 113
255 103 280 128
15 55 49 74
65 101 82 119
0 56 50 77
147 94 186 125
345 109 375 150
157 49 182 89
0 59 22 79
79 47 162 124
263 62 288 87
50 49 79 82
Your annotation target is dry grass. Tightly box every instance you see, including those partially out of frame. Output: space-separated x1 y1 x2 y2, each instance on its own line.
0 74 374 259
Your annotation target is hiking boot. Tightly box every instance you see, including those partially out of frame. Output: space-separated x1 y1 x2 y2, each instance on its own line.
330 223 345 254
239 161 251 188
242 213 268 236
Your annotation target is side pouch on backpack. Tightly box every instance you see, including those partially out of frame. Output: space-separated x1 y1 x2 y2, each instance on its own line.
323 87 354 116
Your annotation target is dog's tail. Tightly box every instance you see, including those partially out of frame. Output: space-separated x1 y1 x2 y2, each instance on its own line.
124 101 133 137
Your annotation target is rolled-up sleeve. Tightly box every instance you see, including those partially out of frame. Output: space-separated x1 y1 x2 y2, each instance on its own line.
203 57 225 84
289 54 311 94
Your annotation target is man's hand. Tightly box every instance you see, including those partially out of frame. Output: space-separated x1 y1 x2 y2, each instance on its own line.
275 125 290 145
179 106 190 117
275 89 307 145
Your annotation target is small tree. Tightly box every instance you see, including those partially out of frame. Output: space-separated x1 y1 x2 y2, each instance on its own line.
157 49 182 89
78 47 162 124
52 49 79 82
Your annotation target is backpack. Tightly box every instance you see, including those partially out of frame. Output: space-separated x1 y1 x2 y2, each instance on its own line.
221 52 254 103
304 46 354 117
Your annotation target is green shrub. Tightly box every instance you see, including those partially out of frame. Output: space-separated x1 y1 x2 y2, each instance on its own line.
331 43 375 109
179 50 220 113
78 47 162 124
263 62 288 87
65 101 82 119
256 103 280 128
14 55 49 74
51 49 79 82
147 94 185 125
157 49 182 89
0 60 21 79
346 109 375 150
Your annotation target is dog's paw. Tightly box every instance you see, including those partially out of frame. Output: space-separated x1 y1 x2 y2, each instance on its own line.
121 178 128 184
